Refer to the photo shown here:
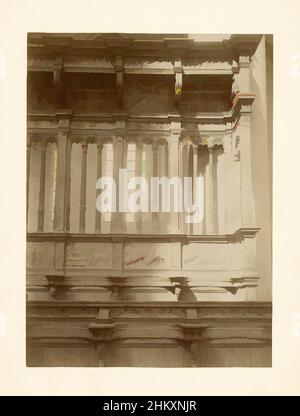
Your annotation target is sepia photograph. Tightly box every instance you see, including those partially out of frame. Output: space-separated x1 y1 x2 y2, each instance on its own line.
26 32 273 367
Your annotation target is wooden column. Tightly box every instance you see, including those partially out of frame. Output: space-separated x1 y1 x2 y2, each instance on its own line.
192 144 198 205
135 139 143 233
191 143 198 234
122 140 128 233
26 139 32 224
168 128 181 234
178 140 184 233
95 141 104 233
237 53 251 93
223 124 233 233
152 141 159 231
51 113 72 233
239 111 255 226
53 131 68 232
234 50 255 227
65 138 72 232
37 141 47 232
112 134 124 233
79 142 88 233
207 145 215 234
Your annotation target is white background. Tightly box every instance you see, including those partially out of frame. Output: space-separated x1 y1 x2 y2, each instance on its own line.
0 0 300 395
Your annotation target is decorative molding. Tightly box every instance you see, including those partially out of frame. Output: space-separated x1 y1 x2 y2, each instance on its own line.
28 34 262 76
27 93 256 132
27 302 271 360
27 300 272 312
27 227 260 244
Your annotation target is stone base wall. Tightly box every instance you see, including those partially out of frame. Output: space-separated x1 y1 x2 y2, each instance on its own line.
27 302 271 367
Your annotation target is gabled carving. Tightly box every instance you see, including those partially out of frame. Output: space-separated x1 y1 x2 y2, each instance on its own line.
124 74 173 114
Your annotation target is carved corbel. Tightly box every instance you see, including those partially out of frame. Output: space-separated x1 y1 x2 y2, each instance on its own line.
108 277 127 301
46 274 65 298
165 284 180 297
170 277 197 302
88 323 116 367
177 286 198 302
222 285 240 295
180 323 208 367
88 323 115 339
110 284 125 301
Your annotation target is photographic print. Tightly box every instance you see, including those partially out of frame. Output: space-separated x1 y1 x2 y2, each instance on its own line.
26 33 272 367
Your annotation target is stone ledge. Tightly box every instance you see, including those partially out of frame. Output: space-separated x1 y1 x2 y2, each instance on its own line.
27 227 260 243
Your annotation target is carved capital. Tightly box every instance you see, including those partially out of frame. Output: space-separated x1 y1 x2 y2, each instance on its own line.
152 140 159 153
97 141 104 153
192 144 198 155
81 141 88 153
40 141 47 152
208 144 214 153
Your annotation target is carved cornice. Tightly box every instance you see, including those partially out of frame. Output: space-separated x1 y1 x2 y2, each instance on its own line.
27 227 260 244
231 227 260 241
28 34 262 74
27 132 57 144
27 93 256 129
70 133 113 144
27 300 272 311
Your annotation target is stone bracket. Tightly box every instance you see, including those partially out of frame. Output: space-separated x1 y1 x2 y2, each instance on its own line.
88 323 116 341
46 274 65 298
